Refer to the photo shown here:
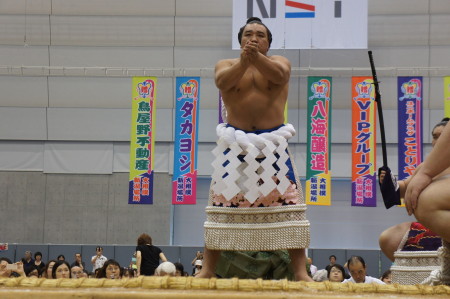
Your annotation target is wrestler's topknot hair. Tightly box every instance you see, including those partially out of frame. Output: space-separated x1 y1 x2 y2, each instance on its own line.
432 117 450 133
237 17 272 48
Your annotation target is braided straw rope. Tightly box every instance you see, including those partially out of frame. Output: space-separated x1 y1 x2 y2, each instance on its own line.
1 277 450 297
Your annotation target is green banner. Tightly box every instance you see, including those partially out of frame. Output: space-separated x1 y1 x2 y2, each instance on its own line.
306 77 332 205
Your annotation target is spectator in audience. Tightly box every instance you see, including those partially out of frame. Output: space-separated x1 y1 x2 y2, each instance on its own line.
26 265 39 278
42 259 56 278
136 233 167 276
34 252 45 275
57 254 65 261
0 257 25 278
192 259 203 276
327 264 346 283
155 261 176 276
307 257 317 276
97 259 121 279
52 260 71 279
325 255 337 272
129 252 137 270
22 250 34 274
122 267 136 279
71 265 84 279
71 253 85 270
174 262 187 277
343 256 385 284
91 246 107 273
312 269 328 282
381 269 392 284
191 251 203 266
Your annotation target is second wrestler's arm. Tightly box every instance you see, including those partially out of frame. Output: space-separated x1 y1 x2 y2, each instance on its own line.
415 124 450 178
405 124 450 214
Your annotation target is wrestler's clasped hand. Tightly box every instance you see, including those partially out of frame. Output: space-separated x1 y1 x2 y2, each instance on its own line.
241 41 259 64
404 171 432 216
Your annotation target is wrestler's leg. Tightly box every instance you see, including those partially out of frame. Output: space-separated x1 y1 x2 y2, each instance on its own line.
379 222 412 261
414 177 450 242
414 177 450 284
195 247 220 278
288 248 314 282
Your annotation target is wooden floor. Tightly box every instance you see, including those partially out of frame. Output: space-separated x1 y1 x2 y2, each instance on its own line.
1 276 450 299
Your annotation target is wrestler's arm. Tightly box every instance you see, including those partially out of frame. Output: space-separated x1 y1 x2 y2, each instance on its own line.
215 58 248 92
398 163 423 199
405 124 450 215
252 54 291 85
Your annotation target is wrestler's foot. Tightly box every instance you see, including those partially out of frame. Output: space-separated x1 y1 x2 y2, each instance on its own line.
193 269 216 279
293 271 314 282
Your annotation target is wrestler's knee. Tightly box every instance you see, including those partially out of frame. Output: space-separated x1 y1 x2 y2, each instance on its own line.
414 190 435 225
379 229 390 250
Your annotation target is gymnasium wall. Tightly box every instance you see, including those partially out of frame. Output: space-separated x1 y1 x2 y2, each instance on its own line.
1 0 450 248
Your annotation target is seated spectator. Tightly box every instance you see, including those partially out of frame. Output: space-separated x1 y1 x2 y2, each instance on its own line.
25 264 39 277
22 250 34 274
155 261 176 276
308 257 317 276
34 252 45 275
325 255 337 272
42 260 56 278
191 251 203 266
312 269 328 282
71 253 85 270
97 259 121 279
71 265 84 279
381 269 392 284
174 262 187 277
57 254 66 261
52 260 71 279
192 260 202 276
343 256 385 284
0 257 25 278
122 267 136 279
327 264 346 282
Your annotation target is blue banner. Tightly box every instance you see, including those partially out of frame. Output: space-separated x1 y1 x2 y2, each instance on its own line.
172 77 200 204
397 76 423 180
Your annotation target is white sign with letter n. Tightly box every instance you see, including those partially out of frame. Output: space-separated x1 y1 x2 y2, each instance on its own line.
232 0 368 49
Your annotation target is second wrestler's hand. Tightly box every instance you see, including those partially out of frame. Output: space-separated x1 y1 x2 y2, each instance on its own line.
404 171 432 216
379 170 386 184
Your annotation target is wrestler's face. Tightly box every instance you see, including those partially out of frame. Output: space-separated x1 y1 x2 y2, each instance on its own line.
348 261 366 283
241 23 269 54
432 125 444 147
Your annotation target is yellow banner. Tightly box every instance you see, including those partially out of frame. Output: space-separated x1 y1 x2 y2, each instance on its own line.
445 77 450 118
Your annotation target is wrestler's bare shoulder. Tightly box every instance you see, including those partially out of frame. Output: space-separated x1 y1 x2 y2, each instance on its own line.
270 55 290 63
215 58 239 68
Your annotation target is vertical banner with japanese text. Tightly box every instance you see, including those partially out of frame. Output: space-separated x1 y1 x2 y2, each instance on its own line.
445 77 450 118
129 77 157 204
351 77 377 207
398 77 423 181
172 77 200 205
306 77 332 205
